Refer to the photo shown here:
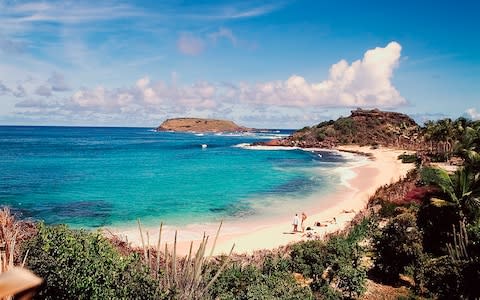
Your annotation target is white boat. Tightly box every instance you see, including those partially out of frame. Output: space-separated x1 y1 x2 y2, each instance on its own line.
201 144 207 149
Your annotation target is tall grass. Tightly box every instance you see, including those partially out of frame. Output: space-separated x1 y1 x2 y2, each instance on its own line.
137 219 234 299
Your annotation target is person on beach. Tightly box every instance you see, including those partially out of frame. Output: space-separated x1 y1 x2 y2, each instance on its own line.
301 212 307 232
292 214 300 232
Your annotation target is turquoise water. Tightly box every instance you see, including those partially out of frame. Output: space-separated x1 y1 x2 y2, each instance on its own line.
0 126 349 228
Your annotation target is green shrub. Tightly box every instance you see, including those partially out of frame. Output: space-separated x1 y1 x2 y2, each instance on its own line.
378 200 399 218
209 260 313 300
316 131 326 141
316 120 335 128
290 240 328 281
333 118 356 136
417 204 460 255
24 223 161 300
298 126 311 133
315 285 341 300
422 256 461 299
374 213 423 283
397 153 418 164
290 220 370 298
324 127 336 137
336 265 366 299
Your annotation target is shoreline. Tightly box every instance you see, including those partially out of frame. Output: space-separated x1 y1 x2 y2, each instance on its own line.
107 145 414 255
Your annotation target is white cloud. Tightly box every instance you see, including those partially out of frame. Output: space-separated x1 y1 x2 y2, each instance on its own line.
48 72 70 92
177 33 205 56
0 80 26 97
35 85 52 97
466 108 480 120
233 41 405 108
12 42 407 126
0 81 11 95
6 1 148 25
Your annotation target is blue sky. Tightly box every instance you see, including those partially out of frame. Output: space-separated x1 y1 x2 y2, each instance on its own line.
0 0 479 128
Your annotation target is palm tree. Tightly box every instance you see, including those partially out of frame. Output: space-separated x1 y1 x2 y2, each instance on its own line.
423 119 456 155
454 124 480 171
421 167 480 223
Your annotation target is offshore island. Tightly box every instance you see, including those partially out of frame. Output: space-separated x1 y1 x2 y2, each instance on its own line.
156 117 250 133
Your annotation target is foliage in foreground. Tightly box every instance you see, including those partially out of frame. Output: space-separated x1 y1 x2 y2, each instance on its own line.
209 256 313 300
24 223 161 300
373 212 423 282
373 157 480 298
289 219 371 299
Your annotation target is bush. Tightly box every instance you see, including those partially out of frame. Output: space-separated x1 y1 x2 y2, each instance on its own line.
378 200 399 217
209 259 313 300
316 120 335 128
290 220 370 298
417 204 460 255
397 153 418 164
333 118 356 136
422 256 461 299
374 213 423 282
298 126 311 133
23 223 161 300
290 240 328 281
316 131 326 141
336 265 366 299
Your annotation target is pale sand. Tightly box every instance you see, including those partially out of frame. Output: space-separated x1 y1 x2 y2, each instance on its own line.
107 146 414 256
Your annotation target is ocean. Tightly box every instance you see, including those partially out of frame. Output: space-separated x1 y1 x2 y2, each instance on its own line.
0 126 353 229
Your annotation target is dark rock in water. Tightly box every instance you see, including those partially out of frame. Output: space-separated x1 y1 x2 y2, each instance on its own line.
30 200 112 224
209 207 226 213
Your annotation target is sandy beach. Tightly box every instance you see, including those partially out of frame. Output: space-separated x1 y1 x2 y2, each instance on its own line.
108 145 414 255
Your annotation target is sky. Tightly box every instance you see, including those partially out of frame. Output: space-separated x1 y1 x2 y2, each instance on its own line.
0 0 479 128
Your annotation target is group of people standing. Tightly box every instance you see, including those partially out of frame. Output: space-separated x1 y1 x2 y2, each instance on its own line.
292 212 307 233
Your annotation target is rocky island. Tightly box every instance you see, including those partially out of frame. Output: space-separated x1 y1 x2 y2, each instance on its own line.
259 108 423 150
156 117 249 133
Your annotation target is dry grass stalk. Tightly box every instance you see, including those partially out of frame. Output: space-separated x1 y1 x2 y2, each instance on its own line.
155 222 163 278
447 220 470 263
0 208 41 300
136 220 234 299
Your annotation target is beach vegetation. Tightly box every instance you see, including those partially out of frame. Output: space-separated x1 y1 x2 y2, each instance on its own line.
333 117 356 136
316 131 326 141
420 166 480 223
316 120 334 128
373 212 423 282
209 258 313 300
290 219 370 299
23 223 161 300
299 126 311 132
397 153 418 164
136 220 235 300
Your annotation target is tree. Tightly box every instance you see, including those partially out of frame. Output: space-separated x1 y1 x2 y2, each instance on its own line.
454 124 480 171
421 167 480 223
374 213 423 282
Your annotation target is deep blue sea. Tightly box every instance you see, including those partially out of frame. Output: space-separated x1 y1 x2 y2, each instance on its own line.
0 126 351 228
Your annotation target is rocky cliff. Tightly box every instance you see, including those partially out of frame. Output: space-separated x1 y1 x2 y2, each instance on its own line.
156 118 248 133
260 109 423 149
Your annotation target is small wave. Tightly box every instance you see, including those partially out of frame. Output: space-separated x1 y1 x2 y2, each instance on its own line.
252 134 290 140
233 143 301 151
211 132 289 139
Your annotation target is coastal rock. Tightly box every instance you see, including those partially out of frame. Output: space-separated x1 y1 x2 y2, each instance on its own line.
156 118 249 133
259 108 423 149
